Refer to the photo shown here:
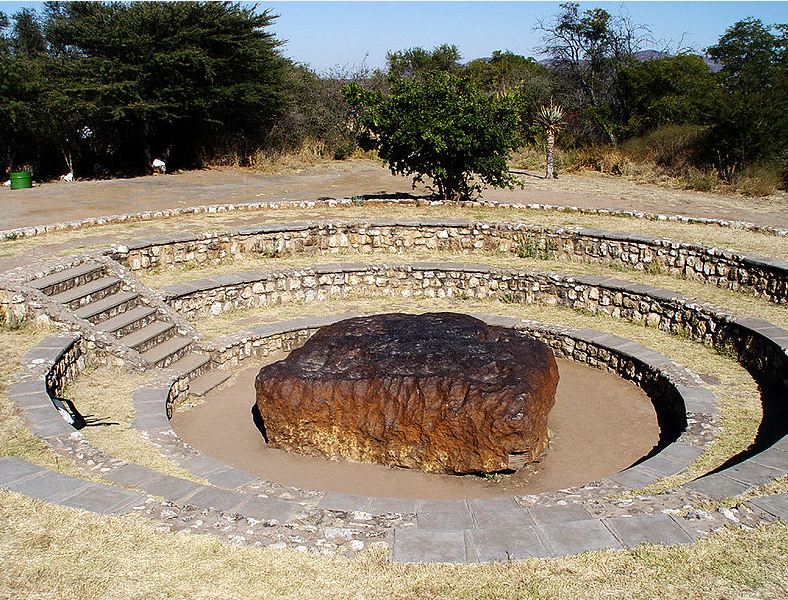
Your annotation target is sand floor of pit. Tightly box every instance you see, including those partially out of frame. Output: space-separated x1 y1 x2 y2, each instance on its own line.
172 357 660 499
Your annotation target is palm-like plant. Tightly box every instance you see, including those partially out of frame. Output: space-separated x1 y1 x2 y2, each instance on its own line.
535 100 566 179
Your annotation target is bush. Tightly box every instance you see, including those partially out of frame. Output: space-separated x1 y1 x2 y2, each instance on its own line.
343 73 522 200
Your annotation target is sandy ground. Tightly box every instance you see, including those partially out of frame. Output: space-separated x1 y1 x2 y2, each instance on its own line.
172 357 659 499
2 159 786 230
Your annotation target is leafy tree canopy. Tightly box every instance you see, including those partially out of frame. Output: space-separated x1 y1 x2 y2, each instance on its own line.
343 73 522 200
386 44 460 79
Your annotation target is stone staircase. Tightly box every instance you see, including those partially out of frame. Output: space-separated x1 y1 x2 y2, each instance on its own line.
30 260 229 397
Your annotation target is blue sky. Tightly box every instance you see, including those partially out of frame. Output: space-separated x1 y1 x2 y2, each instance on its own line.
1 1 786 72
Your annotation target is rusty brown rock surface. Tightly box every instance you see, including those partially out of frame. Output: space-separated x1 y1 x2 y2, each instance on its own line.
254 313 559 474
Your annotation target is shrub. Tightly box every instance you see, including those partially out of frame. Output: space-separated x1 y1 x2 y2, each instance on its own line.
343 73 522 200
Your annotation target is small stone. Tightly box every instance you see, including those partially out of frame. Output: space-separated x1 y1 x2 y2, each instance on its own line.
350 540 365 551
324 527 354 540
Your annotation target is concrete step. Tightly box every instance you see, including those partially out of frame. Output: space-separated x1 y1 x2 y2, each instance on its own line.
100 306 159 338
29 263 105 296
74 291 140 323
189 369 231 397
169 352 212 380
50 276 122 309
118 320 175 353
140 335 192 368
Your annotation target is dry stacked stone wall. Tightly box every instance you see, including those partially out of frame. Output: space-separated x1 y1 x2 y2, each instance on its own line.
111 221 788 303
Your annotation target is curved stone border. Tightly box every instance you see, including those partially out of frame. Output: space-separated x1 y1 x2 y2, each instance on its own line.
4 312 785 562
164 262 788 395
2 196 785 241
109 219 787 303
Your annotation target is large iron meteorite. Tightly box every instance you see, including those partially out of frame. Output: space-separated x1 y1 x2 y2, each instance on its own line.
254 313 559 474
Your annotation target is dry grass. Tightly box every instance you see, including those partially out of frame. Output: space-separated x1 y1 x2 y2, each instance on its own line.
0 490 786 600
0 321 86 478
62 365 205 482
139 250 788 331
194 296 763 489
2 204 787 262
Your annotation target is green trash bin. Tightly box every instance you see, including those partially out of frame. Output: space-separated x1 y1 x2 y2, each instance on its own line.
10 171 32 189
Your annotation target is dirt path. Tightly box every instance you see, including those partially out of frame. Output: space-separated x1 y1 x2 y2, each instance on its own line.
172 358 659 499
2 159 786 230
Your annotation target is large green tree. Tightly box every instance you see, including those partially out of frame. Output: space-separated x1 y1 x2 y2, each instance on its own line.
343 73 522 200
705 18 788 169
43 1 286 172
619 55 721 136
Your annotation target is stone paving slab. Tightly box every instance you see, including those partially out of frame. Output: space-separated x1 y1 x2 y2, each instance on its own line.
468 526 552 561
236 497 300 523
392 528 468 563
604 513 694 547
0 457 47 486
131 412 170 431
10 472 90 502
318 492 373 513
181 454 228 476
187 486 247 513
750 447 788 471
105 463 163 488
538 519 623 555
528 503 592 526
717 460 784 487
417 509 475 530
141 474 203 503
749 493 788 520
61 484 147 515
202 467 257 490
10 390 54 410
368 496 418 515
607 465 661 488
685 474 751 499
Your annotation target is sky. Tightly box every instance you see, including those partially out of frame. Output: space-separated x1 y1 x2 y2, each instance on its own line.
1 1 786 72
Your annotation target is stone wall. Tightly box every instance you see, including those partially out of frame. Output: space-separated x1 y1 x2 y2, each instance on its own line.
3 197 785 241
112 221 788 303
169 262 787 426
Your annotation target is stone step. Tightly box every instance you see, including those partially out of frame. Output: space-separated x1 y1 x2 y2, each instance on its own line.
100 305 159 338
169 352 212 380
74 291 140 323
50 276 122 309
29 262 105 296
118 320 176 353
140 335 192 368
189 368 231 397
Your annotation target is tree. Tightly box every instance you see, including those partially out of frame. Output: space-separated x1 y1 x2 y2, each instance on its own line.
537 2 650 144
535 100 566 179
619 55 721 136
704 19 788 170
343 73 522 200
386 44 460 79
43 1 287 172
463 50 551 99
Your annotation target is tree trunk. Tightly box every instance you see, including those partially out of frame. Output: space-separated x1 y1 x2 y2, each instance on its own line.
62 146 73 174
545 131 555 179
